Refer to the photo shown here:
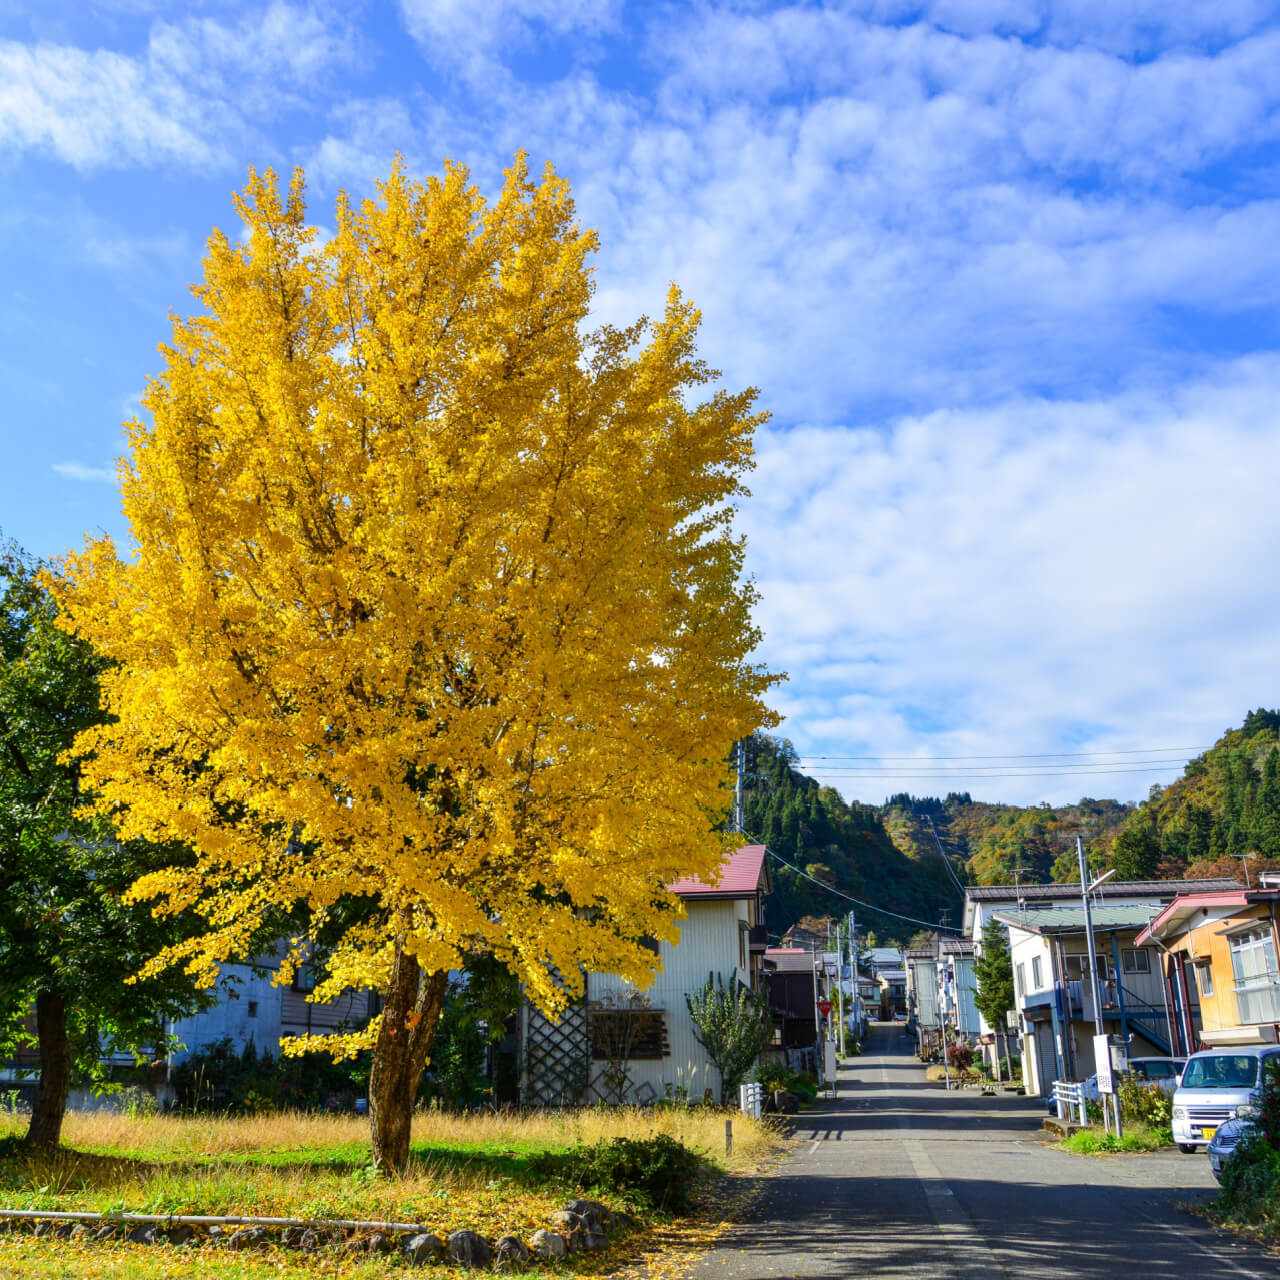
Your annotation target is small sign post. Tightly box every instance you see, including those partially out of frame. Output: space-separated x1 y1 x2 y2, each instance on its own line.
817 1000 833 1017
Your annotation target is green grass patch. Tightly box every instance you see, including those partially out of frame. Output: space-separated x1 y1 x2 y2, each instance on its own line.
1059 1122 1173 1154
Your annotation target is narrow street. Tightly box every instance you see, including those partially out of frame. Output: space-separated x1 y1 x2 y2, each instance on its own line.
690 1022 1274 1279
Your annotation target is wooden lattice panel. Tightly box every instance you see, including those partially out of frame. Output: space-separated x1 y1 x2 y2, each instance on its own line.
520 977 591 1107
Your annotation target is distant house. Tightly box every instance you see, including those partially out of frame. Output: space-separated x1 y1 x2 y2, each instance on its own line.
868 947 907 1016
997 905 1191 1095
763 947 820 1068
939 937 980 1040
905 944 941 1054
167 956 377 1067
520 844 772 1106
1135 875 1280 1050
903 935 976 1057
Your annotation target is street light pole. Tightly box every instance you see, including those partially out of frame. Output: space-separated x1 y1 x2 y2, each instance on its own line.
1078 837 1114 1136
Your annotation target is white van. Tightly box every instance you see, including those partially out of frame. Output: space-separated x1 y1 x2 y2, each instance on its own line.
1172 1045 1280 1152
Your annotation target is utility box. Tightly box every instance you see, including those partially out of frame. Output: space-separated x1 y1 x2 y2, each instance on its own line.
1094 1034 1129 1094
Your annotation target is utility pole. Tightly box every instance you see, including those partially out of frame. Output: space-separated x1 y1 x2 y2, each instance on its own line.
734 739 745 834
838 916 847 1058
1077 835 1113 1137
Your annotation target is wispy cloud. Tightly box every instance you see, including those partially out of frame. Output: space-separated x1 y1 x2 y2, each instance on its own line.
52 461 117 483
0 2 356 169
397 0 620 79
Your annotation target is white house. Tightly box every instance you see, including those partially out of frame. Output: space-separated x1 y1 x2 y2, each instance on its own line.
520 844 772 1105
962 878 1239 1079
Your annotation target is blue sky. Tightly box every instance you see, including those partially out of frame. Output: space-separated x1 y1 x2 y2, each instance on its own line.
4 0 1280 806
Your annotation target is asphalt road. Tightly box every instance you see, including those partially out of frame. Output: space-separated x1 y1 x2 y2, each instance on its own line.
689 1021 1275 1279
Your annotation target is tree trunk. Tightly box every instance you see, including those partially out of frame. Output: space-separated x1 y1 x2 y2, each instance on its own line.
26 991 70 1151
368 941 449 1174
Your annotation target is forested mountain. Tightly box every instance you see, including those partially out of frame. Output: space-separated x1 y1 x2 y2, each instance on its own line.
1103 708 1280 881
887 794 1133 886
742 736 964 943
744 710 1280 944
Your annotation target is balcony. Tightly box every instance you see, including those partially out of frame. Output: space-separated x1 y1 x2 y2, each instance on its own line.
1235 981 1280 1025
747 924 769 953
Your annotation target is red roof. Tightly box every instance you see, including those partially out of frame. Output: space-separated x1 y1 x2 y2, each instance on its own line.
670 844 768 899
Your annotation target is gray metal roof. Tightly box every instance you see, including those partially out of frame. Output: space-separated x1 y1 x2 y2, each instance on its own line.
966 878 1240 903
993 904 1161 934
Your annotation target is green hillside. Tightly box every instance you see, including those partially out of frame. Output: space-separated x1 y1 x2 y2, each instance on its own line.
742 735 963 943
745 710 1280 942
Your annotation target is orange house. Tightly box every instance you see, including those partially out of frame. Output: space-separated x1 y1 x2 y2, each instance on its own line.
1135 877 1280 1050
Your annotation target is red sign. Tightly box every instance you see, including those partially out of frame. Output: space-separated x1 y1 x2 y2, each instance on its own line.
817 1001 833 1017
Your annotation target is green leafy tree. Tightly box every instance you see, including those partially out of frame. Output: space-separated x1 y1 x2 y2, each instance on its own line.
973 919 1015 1078
0 543 205 1149
1110 808 1162 880
685 972 775 1104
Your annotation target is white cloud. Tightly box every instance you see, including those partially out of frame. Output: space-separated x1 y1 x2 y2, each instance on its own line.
835 1 1278 56
398 0 620 72
52 461 116 482
0 3 355 169
740 356 1280 804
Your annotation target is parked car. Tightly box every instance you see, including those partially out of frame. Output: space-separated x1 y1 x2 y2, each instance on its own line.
1207 1110 1259 1182
1128 1056 1186 1092
1172 1045 1280 1153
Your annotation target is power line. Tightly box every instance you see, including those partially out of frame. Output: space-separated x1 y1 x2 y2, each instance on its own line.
759 840 962 934
795 747 1204 761
921 813 967 899
798 762 1187 773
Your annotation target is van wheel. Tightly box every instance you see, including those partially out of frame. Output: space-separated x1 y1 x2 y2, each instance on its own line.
1178 1144 1198 1154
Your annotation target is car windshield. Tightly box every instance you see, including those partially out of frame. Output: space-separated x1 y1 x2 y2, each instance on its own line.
1180 1055 1258 1089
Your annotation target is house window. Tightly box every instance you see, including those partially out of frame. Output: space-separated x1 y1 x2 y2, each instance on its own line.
1123 949 1151 975
1015 963 1026 999
1031 956 1042 990
589 1008 669 1060
292 964 316 994
1065 954 1111 982
1193 961 1214 997
247 1001 259 1018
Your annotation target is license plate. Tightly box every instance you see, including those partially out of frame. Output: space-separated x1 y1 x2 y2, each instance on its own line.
1200 1127 1217 1142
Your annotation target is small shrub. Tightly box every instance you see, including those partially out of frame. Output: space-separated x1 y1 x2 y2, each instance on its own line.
1260 1056 1280 1149
754 1063 817 1102
529 1134 710 1213
1220 1133 1280 1220
946 1044 974 1070
1117 1076 1172 1127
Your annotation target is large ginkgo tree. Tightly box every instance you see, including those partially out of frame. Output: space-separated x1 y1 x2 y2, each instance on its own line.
54 156 779 1170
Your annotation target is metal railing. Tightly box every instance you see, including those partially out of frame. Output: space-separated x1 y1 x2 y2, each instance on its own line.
1051 1079 1087 1127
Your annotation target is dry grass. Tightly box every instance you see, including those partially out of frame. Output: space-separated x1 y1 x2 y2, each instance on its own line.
0 1105 778 1176
0 1104 784 1233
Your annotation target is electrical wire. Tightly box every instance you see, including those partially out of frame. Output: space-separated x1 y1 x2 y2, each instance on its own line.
795 747 1205 761
920 813 968 899
758 840 963 934
800 764 1187 779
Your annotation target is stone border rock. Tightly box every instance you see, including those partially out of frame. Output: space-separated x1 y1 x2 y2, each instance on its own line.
0 1198 642 1270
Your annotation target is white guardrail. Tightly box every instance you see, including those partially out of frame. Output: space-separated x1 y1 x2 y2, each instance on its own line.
1051 1079 1087 1126
739 1082 764 1118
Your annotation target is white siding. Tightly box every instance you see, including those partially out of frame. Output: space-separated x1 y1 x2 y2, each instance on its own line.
589 898 750 1102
